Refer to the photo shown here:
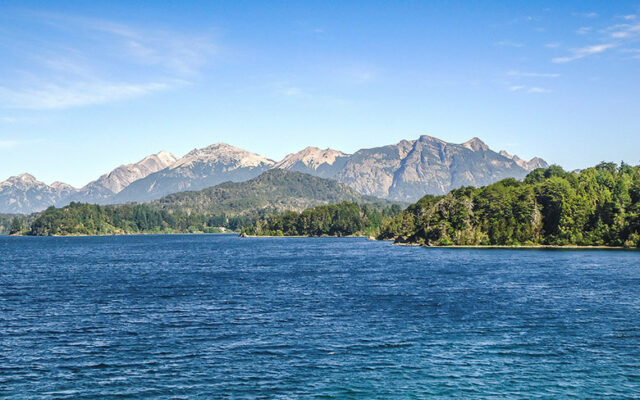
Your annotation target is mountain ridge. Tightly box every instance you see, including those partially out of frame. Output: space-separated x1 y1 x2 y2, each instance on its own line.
0 135 548 213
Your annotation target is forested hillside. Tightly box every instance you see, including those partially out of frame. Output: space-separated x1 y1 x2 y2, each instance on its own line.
242 202 403 237
24 170 399 236
152 169 390 214
378 163 640 247
26 203 246 236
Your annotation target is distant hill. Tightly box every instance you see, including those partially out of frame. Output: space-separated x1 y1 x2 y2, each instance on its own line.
26 170 398 236
151 168 392 216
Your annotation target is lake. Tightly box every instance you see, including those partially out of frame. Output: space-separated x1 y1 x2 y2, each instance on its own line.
1 234 639 398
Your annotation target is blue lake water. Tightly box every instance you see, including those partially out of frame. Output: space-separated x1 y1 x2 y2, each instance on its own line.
1 234 639 399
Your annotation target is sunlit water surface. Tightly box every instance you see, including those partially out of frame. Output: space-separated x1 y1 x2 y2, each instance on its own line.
1 235 639 398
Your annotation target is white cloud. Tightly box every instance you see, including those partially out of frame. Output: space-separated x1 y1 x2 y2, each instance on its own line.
508 85 550 94
545 42 561 48
621 48 640 59
278 87 305 97
0 138 43 149
576 26 592 35
0 12 217 110
573 12 599 18
0 81 174 109
507 71 560 78
0 140 19 148
610 23 640 39
528 87 550 93
495 40 524 47
552 43 617 63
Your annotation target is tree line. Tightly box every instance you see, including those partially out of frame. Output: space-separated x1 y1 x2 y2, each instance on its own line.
24 203 253 236
378 163 640 247
242 202 403 237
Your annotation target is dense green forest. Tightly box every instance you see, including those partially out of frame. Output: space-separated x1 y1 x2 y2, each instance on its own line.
378 163 640 247
25 203 253 236
18 163 640 246
23 169 401 236
0 214 33 235
27 201 401 237
242 202 403 237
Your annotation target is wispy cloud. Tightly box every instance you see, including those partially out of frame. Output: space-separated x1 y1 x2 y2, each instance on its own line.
621 48 640 59
0 138 43 149
552 43 617 63
495 40 524 48
0 81 175 110
573 12 599 19
0 12 218 110
507 71 560 78
0 140 20 148
277 86 305 97
609 23 640 39
508 85 550 94
528 87 550 93
545 42 561 48
576 26 592 35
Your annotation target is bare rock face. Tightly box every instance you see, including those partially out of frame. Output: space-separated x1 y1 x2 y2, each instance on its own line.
0 174 77 214
332 140 415 198
273 147 350 178
111 143 275 203
71 151 178 204
276 135 549 202
499 150 549 171
0 152 177 213
388 136 528 201
0 135 550 213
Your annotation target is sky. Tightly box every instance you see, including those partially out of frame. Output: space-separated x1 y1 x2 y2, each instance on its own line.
1 0 640 187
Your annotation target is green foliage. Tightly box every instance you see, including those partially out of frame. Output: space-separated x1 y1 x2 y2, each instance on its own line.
26 200 401 237
243 202 401 237
26 202 236 236
380 163 640 248
24 170 404 237
153 169 398 216
0 214 33 235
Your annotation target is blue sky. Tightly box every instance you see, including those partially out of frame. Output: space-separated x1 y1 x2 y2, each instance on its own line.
1 0 640 186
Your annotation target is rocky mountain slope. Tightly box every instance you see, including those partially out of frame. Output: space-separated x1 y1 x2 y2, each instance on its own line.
0 151 176 213
69 151 177 204
499 150 548 171
1 135 548 213
112 143 276 203
278 136 548 202
0 174 73 214
273 147 350 179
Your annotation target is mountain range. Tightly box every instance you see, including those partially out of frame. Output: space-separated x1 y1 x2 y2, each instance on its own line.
25 169 394 236
0 135 548 213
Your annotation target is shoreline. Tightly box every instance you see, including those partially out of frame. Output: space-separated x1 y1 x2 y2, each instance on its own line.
6 232 637 249
395 242 632 250
10 232 237 238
